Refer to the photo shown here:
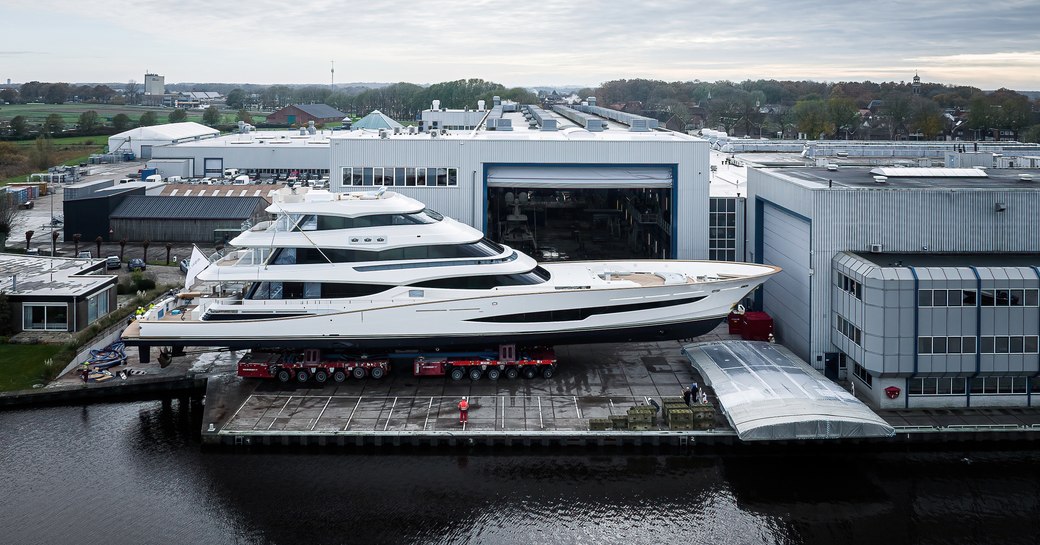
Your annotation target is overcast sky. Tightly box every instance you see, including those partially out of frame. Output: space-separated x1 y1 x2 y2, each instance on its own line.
3 0 1038 90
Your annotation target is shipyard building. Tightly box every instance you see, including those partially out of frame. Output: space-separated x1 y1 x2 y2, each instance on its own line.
748 166 1040 408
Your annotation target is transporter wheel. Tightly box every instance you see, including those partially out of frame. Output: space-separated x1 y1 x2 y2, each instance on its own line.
370 367 385 380
486 368 501 381
469 368 483 381
504 367 519 380
522 367 537 380
295 369 310 383
332 370 347 383
276 369 291 383
313 369 329 384
352 367 367 379
449 367 466 381
541 366 555 379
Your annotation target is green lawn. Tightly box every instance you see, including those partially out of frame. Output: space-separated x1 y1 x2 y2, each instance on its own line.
0 343 65 391
0 103 206 125
0 103 266 125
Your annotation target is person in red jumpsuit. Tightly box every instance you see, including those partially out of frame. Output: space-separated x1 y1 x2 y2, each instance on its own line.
458 397 469 424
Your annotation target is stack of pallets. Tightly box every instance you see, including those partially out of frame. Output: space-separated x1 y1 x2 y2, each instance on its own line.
627 405 656 431
690 404 716 429
589 418 613 431
610 415 629 430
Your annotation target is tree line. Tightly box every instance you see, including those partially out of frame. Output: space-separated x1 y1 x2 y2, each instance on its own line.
582 78 1040 142
224 79 538 120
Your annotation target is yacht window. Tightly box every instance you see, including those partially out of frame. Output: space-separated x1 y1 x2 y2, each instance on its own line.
272 248 296 265
405 168 417 186
447 168 458 186
412 267 551 289
471 294 706 323
248 281 390 299
288 239 505 264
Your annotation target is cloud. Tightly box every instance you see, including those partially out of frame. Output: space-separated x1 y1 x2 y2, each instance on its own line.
5 1 1039 89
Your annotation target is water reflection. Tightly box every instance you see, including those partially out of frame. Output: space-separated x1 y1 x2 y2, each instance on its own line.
1 403 1039 545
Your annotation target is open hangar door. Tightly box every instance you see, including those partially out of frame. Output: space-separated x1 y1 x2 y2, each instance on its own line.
486 166 675 261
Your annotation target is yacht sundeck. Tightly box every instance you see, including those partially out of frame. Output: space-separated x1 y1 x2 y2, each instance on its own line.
122 188 779 350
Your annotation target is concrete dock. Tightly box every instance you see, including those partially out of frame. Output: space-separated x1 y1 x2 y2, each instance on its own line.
201 333 1040 449
201 341 738 448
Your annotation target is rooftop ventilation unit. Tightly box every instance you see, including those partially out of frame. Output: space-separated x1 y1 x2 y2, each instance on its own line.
629 118 651 132
551 105 604 132
496 118 513 131
870 243 883 253
393 126 401 135
572 103 659 130
477 100 486 111
432 99 440 110
527 105 559 131
378 129 387 139
587 96 596 106
486 118 498 130
408 126 417 135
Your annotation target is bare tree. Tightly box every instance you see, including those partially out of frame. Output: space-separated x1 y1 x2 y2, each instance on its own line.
0 199 20 238
143 240 150 262
126 80 140 105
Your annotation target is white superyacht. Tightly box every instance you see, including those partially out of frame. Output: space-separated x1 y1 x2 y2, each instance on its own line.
123 187 779 350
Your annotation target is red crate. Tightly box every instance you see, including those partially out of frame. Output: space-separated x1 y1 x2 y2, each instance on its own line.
727 312 744 334
740 311 774 341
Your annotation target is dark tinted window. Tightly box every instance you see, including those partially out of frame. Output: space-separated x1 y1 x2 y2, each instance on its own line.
282 239 505 264
413 267 550 290
471 294 706 323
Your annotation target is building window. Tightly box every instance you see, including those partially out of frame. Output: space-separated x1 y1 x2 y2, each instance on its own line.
917 336 976 354
852 361 872 388
835 314 861 345
918 289 977 307
980 288 1039 306
837 272 862 300
708 197 738 262
344 166 459 187
970 376 1029 394
979 336 1039 354
909 377 967 396
86 288 111 325
22 304 69 331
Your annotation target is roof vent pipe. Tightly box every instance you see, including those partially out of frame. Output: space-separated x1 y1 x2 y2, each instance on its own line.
492 96 501 106
477 100 486 111
432 100 440 110
307 120 316 135
587 96 596 106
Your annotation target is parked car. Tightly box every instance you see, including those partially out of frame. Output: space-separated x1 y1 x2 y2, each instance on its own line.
179 258 190 274
77 251 92 259
105 256 121 270
127 258 146 271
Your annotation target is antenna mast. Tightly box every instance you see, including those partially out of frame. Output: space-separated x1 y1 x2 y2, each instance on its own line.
330 60 335 91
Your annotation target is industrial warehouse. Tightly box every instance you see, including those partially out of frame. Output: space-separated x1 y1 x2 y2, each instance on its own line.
749 165 1040 408
34 98 1040 418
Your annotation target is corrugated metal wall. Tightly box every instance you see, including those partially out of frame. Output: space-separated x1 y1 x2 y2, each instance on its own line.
751 167 1040 368
329 137 709 259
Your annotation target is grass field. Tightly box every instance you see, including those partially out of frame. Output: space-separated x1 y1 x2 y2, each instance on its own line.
0 103 206 125
0 103 267 125
0 343 65 391
1 135 108 186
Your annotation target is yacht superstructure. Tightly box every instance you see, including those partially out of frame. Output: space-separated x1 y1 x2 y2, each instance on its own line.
122 188 779 350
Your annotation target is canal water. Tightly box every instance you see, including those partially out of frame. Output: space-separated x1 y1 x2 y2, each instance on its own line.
2 400 1039 545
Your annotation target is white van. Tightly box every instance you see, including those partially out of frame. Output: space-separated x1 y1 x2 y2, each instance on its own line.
223 168 240 178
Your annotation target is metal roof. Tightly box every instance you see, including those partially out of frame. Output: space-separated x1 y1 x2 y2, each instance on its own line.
869 167 988 178
682 341 894 441
289 104 347 119
0 255 114 297
109 196 265 220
